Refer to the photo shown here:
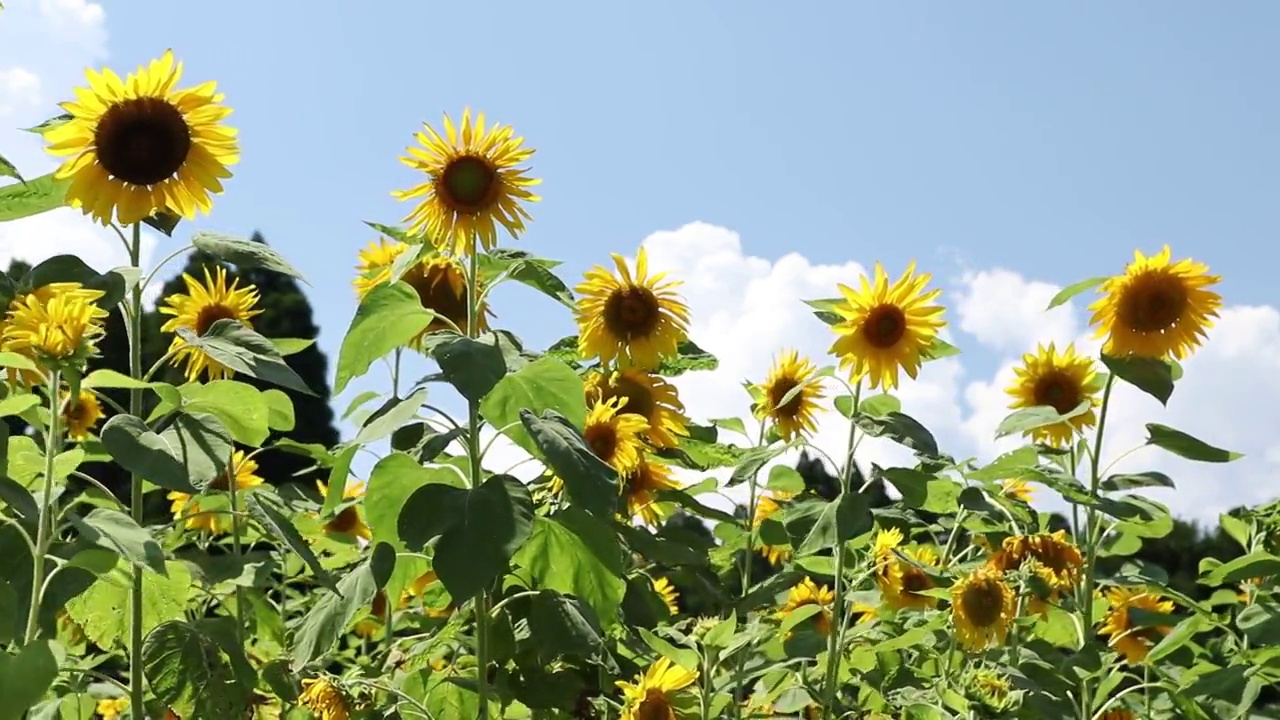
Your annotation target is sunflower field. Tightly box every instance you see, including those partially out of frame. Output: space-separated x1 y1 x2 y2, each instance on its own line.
0 49 1277 720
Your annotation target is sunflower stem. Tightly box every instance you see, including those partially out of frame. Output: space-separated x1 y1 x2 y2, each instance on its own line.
734 422 768 720
127 221 147 720
464 248 493 719
228 453 246 646
822 381 861 720
1078 373 1116 720
22 371 62 646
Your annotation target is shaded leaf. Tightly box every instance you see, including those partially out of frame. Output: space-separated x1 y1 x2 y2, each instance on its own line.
192 231 306 281
243 490 338 592
142 621 245 719
1146 424 1243 463
178 320 316 396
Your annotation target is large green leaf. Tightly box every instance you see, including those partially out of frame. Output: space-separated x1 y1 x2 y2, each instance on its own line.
365 453 463 550
178 320 316 396
243 490 338 592
1046 277 1107 310
795 492 874 556
654 340 719 377
526 590 612 667
995 402 1091 440
67 508 166 574
513 512 626 627
142 621 246 718
854 411 939 457
1102 354 1175 406
66 561 190 650
431 332 529 402
1146 424 1243 463
0 172 69 222
192 231 306 282
879 467 962 514
27 254 127 311
290 559 378 669
519 409 616 517
353 388 429 445
480 357 585 456
0 152 20 182
100 412 233 493
159 380 272 446
0 640 58 720
333 282 434 394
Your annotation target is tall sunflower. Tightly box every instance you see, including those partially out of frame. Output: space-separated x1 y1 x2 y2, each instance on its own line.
753 349 826 441
828 262 946 390
316 479 372 543
299 677 351 720
1089 245 1222 360
951 567 1016 652
167 450 264 535
616 656 699 720
1098 586 1175 664
623 457 681 526
652 576 680 617
879 544 942 611
752 491 795 566
393 108 539 256
2 282 108 368
43 49 238 226
62 388 104 441
352 239 491 340
575 247 691 370
778 577 836 636
1005 342 1101 447
584 397 650 476
987 531 1083 615
158 265 263 382
585 367 689 448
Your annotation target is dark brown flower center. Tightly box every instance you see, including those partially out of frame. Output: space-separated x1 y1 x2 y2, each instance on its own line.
63 398 92 426
440 155 498 212
604 287 660 338
902 568 932 594
94 97 192 186
767 377 803 417
611 377 656 419
1032 371 1082 415
862 304 907 349
637 691 672 720
326 506 361 535
961 579 1005 627
194 304 238 335
208 467 235 492
1118 273 1188 333
403 262 471 333
583 424 618 463
371 590 388 618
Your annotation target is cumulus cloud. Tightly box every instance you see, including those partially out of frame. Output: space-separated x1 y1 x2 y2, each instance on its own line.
0 67 41 116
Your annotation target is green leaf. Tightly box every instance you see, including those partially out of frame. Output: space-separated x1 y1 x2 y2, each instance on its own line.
854 411 939 457
82 368 181 408
22 114 71 134
1219 513 1251 552
503 259 575 308
636 627 700 671
967 446 1039 481
0 153 20 183
334 282 434 394
921 337 961 361
142 210 182 237
1046 276 1106 310
0 393 39 418
178 320 317 397
362 220 426 244
879 467 961 514
100 412 233 492
519 409 616 516
353 388 428 445
365 453 461 550
290 560 378 669
657 487 738 524
1237 601 1280 646
1203 551 1280 586
481 357 585 457
0 640 58 720
727 444 788 487
702 611 738 649
796 493 874 556
1102 354 1175 406
542 335 581 365
1144 614 1208 664
66 561 190 650
68 508 166 575
767 465 806 494
654 340 719 377
1146 424 1243 463
243 490 338 592
856 393 901 418
320 444 360 519
0 580 14 644
710 416 747 437
803 297 843 326
0 351 36 371
142 621 245 718
432 332 527 402
27 254 126 310
514 513 626 627
0 172 69 222
271 337 315 356
526 590 611 664
192 231 306 282
995 401 1091 440
262 389 295 431
1101 471 1175 492
169 380 271 446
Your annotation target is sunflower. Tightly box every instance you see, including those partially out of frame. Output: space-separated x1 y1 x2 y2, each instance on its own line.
1098 586 1175 664
779 577 836 636
951 567 1016 652
1097 710 1135 720
95 697 129 720
616 656 699 720
393 108 539 256
399 570 440 608
968 669 1015 713
62 388 104 441
753 349 826 441
585 367 689 448
1005 342 1100 447
316 479 372 542
167 450 264 535
1089 245 1222 361
652 576 680 616
987 531 1083 614
2 282 108 367
158 265 263 382
576 396 651 482
879 544 942 611
299 677 351 720
575 247 691 370
752 491 795 566
353 591 389 640
828 262 946 390
42 50 237 227
850 601 879 625
623 458 680 526
352 239 490 340
1000 478 1034 503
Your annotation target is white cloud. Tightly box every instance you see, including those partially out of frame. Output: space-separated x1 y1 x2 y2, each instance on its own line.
953 268 1080 353
0 67 41 116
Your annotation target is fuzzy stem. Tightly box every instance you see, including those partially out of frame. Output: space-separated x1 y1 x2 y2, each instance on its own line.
127 222 147 720
22 371 63 645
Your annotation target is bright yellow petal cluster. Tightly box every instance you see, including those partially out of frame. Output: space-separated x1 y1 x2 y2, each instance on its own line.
778 576 836 636
352 239 491 342
1098 586 1175 664
158 265 263 382
316 479 372 542
828 261 945 390
1 283 108 369
167 450 264 535
1005 342 1100 447
585 367 689 449
616 656 698 720
299 677 351 720
752 491 796 566
575 247 691 371
652 576 680 616
753 349 826 441
872 528 941 611
62 388 104 441
951 566 1016 652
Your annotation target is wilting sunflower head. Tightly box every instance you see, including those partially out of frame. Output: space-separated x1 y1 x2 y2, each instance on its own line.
966 668 1016 713
1 282 108 367
1098 586 1176 665
753 349 827 441
828 261 946 390
166 449 264 535
62 388 104 441
575 247 691 370
616 656 699 720
299 676 351 720
43 49 238 227
651 576 680 617
880 545 942 611
623 458 680 527
158 265 263 382
1006 342 1101 447
316 479 372 542
779 576 836 635
951 566 1016 652
1088 245 1222 361
392 108 540 256
585 367 689 448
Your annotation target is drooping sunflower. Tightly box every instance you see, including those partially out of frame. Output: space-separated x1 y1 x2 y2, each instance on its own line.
616 656 699 720
42 49 238 227
299 677 351 720
753 349 826 441
316 479 372 543
752 491 796 566
1098 586 1175 664
652 576 680 617
778 577 836 636
828 262 946 390
623 457 680 526
62 388 104 441
352 239 491 340
1089 245 1222 361
987 531 1083 614
158 265 263 382
951 567 1016 652
968 669 1015 713
1005 342 1101 447
392 108 539 256
585 367 689 448
167 450 264 535
575 247 691 370
1000 478 1034 503
2 282 108 368
879 544 942 611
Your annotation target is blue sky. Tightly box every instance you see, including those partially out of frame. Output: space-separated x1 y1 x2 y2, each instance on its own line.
3 1 1279 520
